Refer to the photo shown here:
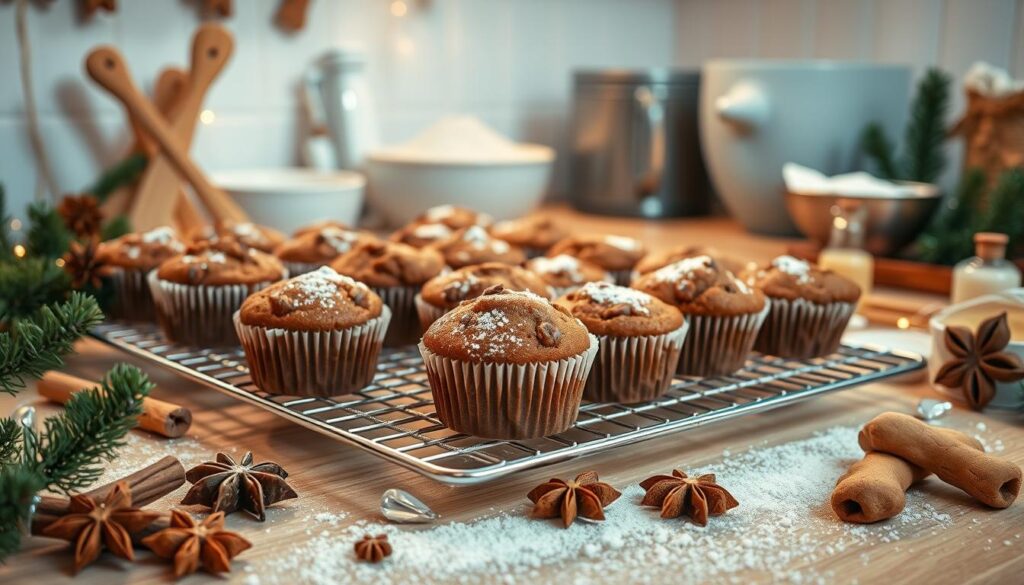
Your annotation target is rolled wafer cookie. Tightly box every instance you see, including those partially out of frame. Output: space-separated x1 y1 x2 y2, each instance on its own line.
858 412 1022 509
832 428 982 523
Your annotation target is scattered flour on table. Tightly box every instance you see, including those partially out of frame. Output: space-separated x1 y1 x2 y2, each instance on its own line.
92 432 211 488
246 426 960 585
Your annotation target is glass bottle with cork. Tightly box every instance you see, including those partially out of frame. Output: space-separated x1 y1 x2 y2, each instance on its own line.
818 201 873 309
951 232 1021 304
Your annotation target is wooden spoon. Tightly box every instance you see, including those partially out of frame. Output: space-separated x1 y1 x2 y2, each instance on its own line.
130 24 234 231
85 46 248 224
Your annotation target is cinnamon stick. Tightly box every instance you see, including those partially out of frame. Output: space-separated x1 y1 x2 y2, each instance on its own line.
32 455 185 534
38 371 192 438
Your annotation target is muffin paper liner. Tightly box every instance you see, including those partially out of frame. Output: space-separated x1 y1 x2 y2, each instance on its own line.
148 270 284 347
584 322 689 404
282 260 325 276
376 285 421 347
609 268 634 286
754 298 856 359
234 305 391 397
677 303 770 377
419 334 599 439
106 267 156 321
414 294 449 332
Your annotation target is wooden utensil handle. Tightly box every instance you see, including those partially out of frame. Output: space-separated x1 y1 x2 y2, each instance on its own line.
85 46 247 223
38 371 192 439
189 23 234 95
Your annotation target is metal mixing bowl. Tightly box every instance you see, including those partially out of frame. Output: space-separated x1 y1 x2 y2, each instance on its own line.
784 181 942 256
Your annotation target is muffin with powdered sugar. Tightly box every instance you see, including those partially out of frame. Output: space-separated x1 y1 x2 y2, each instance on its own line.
98 226 185 321
525 254 612 298
547 234 646 285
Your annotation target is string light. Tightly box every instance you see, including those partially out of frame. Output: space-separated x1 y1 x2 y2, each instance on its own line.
9 218 21 231
390 1 408 17
55 258 65 268
200 109 216 125
13 244 26 258
896 317 910 329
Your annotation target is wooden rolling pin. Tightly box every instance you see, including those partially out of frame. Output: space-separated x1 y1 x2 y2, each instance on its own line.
38 372 192 438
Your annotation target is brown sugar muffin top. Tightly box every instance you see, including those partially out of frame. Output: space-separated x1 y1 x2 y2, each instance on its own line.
555 281 684 337
422 286 591 364
331 240 445 288
239 266 383 331
420 262 552 309
428 225 526 269
156 238 286 286
275 226 379 264
292 220 349 237
98 226 185 270
743 255 861 305
489 216 569 251
634 245 747 276
389 222 455 249
415 205 493 230
632 255 765 317
547 234 646 272
525 254 612 289
190 221 286 253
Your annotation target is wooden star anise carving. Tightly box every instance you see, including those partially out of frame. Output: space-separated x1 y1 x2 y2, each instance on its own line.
526 471 621 528
141 510 251 577
181 451 297 521
639 470 739 527
41 481 160 573
63 237 110 289
57 194 103 238
354 534 392 563
934 312 1024 409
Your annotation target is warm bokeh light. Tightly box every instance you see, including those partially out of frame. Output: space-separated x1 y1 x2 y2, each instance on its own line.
200 109 216 125
390 1 408 17
55 258 65 268
9 218 21 231
896 317 910 329
13 244 25 258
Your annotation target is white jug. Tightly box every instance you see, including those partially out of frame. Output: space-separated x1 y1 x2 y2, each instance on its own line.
303 48 379 171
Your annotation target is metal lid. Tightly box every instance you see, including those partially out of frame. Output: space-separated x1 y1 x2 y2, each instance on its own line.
574 69 700 86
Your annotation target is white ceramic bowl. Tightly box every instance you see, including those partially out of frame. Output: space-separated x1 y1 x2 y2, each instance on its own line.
213 168 365 234
928 289 1024 410
366 147 555 227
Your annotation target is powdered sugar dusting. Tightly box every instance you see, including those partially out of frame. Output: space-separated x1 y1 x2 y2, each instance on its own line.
442 272 480 301
320 227 360 254
141 226 184 251
425 204 456 222
577 282 652 315
283 266 367 309
529 254 586 283
413 223 453 241
249 426 967 584
772 255 812 284
457 308 522 359
653 255 713 284
461 225 510 253
604 235 640 251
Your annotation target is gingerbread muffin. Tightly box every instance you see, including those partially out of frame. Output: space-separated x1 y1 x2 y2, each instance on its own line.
235 266 390 396
547 234 646 285
634 245 747 278
743 255 861 358
525 254 613 298
556 282 687 404
389 222 455 249
275 226 379 275
332 240 445 346
292 220 349 237
415 262 552 330
489 216 569 258
428 225 526 269
420 286 598 439
633 255 767 376
189 221 286 253
149 237 287 346
414 205 492 230
97 226 185 321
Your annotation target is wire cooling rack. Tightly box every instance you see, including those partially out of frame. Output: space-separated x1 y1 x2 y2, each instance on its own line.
92 322 923 484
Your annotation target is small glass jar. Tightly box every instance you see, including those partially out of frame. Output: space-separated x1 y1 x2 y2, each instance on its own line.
818 203 873 308
951 232 1021 304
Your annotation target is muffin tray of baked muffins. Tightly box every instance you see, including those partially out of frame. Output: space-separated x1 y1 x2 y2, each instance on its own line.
91 321 924 485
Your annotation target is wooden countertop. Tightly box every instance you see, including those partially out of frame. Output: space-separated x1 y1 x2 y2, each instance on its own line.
2 208 1022 584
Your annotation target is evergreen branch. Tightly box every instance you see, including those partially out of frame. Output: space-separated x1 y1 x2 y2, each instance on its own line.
861 123 900 180
25 201 71 260
978 168 1024 250
900 68 950 183
0 419 20 466
0 185 12 262
916 169 987 264
87 153 147 202
0 464 45 561
0 257 71 324
0 292 103 395
34 364 151 494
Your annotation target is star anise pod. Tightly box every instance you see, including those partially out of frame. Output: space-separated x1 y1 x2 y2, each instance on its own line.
41 481 160 573
142 510 251 578
354 534 392 563
63 237 111 289
934 312 1024 409
526 471 621 528
639 470 739 527
181 451 297 521
57 194 103 238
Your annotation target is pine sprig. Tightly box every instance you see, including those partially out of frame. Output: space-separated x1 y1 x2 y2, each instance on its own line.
861 123 900 180
33 364 152 494
915 169 987 264
0 419 20 466
979 168 1024 251
0 292 103 395
0 185 13 263
25 201 72 260
0 465 46 560
0 257 72 323
901 69 950 184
